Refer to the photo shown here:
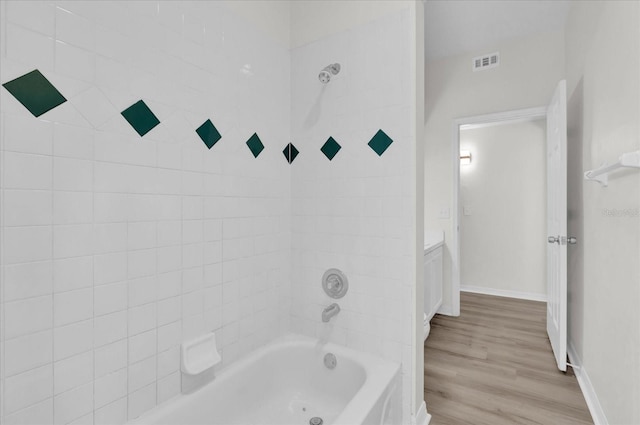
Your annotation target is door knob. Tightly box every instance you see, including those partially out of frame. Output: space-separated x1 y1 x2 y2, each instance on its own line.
548 236 577 245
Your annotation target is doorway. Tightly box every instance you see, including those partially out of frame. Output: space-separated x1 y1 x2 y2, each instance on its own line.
450 107 547 315
459 117 547 300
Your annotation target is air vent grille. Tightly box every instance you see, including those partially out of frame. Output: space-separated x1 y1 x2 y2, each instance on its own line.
473 52 500 72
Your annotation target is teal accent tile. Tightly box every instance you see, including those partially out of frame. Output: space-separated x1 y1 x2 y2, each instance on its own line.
368 129 393 156
283 143 299 164
121 100 160 137
196 119 222 149
246 133 264 158
321 137 341 160
2 69 67 117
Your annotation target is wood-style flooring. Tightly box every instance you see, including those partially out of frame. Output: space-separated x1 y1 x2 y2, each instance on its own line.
424 292 593 425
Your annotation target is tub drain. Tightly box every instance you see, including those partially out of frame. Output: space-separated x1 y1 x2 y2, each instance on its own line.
309 417 323 425
324 353 337 369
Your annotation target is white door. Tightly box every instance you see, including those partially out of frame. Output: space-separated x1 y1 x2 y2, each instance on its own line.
546 80 568 372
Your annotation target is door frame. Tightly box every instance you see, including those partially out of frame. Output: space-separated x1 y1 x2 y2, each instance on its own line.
450 106 547 316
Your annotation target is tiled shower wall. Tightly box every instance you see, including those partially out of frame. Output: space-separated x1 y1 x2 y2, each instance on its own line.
290 8 415 422
0 1 291 424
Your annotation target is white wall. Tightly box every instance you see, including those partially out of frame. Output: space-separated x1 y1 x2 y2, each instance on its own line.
565 1 640 423
0 1 291 423
412 1 426 420
289 2 419 423
460 120 546 298
424 29 565 314
290 1 411 49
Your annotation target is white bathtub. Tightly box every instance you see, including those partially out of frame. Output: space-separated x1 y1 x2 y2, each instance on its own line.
131 334 401 425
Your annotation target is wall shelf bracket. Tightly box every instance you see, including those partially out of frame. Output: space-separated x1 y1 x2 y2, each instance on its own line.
584 150 640 187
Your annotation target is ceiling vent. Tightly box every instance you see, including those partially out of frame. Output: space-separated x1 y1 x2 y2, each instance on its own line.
472 52 499 72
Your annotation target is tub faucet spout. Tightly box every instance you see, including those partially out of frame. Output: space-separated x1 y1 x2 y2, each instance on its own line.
322 303 340 322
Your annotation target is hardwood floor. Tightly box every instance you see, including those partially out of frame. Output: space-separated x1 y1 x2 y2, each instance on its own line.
424 292 593 425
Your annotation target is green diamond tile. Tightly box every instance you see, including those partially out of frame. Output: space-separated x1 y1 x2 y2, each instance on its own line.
2 69 67 117
196 119 222 149
121 100 160 137
368 129 393 156
321 137 341 160
246 133 264 158
283 143 299 164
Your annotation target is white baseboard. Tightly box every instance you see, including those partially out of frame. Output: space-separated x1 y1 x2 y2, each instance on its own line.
431 299 442 320
437 305 453 316
460 284 547 302
414 401 431 425
567 342 608 425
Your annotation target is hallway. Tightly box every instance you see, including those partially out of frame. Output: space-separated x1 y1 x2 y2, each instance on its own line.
424 292 593 425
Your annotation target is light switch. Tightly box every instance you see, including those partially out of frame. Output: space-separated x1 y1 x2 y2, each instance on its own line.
438 207 450 219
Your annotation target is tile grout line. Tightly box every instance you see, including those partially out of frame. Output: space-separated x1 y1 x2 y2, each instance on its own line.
50 2 58 419
1 79 6 422
154 138 160 408
49 2 56 405
125 155 130 421
91 52 97 423
50 2 62 422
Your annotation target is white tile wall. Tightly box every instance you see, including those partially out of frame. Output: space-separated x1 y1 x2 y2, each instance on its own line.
54 351 93 395
53 320 92 361
1 1 417 424
4 261 53 301
1 1 290 424
5 331 53 377
4 296 52 339
290 9 415 424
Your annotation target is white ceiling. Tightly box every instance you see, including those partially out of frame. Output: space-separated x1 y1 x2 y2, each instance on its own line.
424 0 571 61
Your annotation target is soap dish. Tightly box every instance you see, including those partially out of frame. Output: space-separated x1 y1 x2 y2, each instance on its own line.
181 332 221 375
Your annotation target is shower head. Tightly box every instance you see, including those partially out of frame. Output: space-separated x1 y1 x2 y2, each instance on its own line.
318 63 341 84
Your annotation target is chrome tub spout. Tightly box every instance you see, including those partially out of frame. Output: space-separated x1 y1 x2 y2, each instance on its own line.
322 303 340 322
